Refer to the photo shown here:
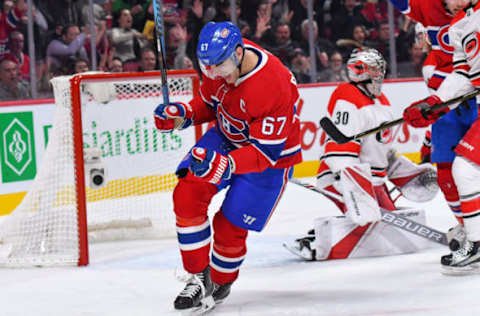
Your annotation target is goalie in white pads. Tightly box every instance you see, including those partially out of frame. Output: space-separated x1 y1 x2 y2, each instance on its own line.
285 48 439 261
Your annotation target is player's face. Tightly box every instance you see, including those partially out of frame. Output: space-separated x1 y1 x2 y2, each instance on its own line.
199 48 241 83
445 0 471 15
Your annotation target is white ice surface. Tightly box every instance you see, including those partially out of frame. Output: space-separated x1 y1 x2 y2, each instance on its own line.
2 179 480 316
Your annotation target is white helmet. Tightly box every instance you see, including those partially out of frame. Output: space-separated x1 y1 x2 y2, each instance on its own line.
346 48 386 97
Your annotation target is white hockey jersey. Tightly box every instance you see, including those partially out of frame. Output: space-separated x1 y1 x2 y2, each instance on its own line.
436 3 480 103
318 83 394 186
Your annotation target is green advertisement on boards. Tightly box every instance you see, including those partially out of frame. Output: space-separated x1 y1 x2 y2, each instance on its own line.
0 112 37 183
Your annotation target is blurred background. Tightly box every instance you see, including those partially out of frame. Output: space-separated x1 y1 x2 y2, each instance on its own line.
0 0 428 100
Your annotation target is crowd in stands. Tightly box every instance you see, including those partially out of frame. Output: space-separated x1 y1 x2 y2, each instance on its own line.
0 0 427 101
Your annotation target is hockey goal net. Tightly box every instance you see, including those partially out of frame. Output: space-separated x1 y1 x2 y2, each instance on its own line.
0 70 200 267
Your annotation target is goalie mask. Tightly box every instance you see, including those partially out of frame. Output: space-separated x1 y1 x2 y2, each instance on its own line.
197 22 244 80
347 48 386 97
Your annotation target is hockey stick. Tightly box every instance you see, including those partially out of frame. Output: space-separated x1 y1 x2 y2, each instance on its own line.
320 89 480 144
289 178 448 246
152 0 170 104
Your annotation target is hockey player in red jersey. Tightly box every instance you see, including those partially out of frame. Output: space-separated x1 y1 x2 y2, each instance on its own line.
153 22 302 312
389 0 479 264
284 48 439 261
403 0 480 274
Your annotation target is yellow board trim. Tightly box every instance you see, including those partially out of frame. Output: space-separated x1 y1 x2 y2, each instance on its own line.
0 153 423 216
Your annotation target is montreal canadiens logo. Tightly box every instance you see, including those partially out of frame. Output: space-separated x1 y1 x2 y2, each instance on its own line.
217 104 248 142
463 32 480 61
221 28 230 38
435 25 454 54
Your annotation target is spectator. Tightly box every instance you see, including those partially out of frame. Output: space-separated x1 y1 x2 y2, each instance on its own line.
108 9 147 63
175 55 193 70
68 57 89 74
0 59 30 100
251 0 274 45
0 0 25 57
108 56 124 72
299 19 334 72
265 22 299 67
289 0 325 42
289 47 312 84
46 24 89 73
4 30 30 80
336 24 372 61
397 41 426 78
329 0 371 41
137 46 157 71
112 0 150 31
36 0 83 29
83 21 109 70
165 23 187 69
317 50 348 82
81 0 107 26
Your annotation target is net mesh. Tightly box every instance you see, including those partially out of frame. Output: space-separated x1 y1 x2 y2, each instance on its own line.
0 72 197 267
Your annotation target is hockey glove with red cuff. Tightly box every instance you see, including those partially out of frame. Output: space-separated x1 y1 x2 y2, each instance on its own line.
154 102 193 132
190 147 232 184
403 95 449 128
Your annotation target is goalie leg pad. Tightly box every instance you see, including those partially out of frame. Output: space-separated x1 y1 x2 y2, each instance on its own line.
312 208 431 260
340 163 381 226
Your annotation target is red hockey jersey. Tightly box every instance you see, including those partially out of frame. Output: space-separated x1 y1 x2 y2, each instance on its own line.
188 39 302 174
391 0 455 89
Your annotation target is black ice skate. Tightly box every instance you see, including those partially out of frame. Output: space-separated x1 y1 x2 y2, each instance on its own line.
283 229 316 261
446 224 467 251
174 266 215 313
441 225 467 267
441 240 480 275
212 282 233 304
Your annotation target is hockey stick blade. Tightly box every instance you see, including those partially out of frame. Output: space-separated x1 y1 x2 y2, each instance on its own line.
289 178 448 246
320 89 480 144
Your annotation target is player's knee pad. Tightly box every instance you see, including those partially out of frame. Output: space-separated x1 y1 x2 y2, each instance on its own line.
452 156 480 197
173 177 218 221
436 162 460 202
212 211 248 255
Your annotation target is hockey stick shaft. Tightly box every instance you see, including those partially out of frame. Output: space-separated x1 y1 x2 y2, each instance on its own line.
289 178 448 246
320 89 480 144
152 0 169 104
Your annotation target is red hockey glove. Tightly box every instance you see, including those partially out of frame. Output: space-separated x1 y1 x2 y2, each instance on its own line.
403 95 448 128
153 102 193 132
190 147 232 184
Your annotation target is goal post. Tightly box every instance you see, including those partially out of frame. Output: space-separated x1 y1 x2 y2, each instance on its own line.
0 70 201 267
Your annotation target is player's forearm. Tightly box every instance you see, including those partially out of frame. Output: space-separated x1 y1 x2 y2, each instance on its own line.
436 72 475 109
189 96 216 125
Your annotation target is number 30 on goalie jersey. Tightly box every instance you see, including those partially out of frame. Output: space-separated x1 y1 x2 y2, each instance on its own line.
323 83 394 182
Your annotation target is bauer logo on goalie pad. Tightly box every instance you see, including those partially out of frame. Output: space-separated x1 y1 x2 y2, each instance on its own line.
0 112 37 183
381 212 445 242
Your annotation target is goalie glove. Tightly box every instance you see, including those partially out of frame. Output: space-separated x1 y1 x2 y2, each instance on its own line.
387 152 439 202
154 102 193 132
339 163 381 226
190 147 233 184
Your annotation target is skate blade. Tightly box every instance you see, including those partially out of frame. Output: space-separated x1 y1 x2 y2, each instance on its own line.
181 295 215 315
282 242 315 261
441 263 480 276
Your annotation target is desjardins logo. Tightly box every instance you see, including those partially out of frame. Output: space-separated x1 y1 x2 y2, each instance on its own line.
0 112 37 183
82 117 182 156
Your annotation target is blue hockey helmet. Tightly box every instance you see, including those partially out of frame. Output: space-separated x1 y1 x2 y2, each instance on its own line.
197 22 244 79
